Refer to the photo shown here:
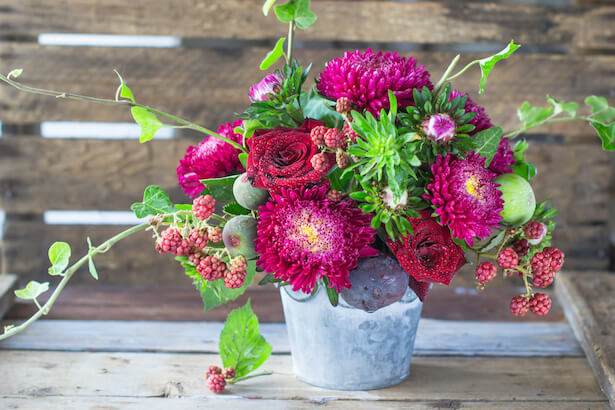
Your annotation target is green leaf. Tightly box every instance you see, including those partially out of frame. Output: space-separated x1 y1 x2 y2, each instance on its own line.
15 281 49 300
238 153 248 170
513 160 537 181
86 237 98 280
477 40 521 94
258 273 283 285
114 70 135 103
219 299 272 378
585 96 615 124
7 68 23 79
303 89 344 128
131 107 164 143
472 126 503 166
131 185 177 218
547 95 578 117
263 0 277 15
517 102 553 128
175 204 193 211
322 278 339 307
200 175 240 204
201 260 256 311
274 0 316 29
224 202 251 216
48 242 71 276
260 37 286 70
478 230 506 252
591 122 615 151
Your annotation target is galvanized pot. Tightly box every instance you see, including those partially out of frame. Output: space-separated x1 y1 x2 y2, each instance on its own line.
280 283 423 390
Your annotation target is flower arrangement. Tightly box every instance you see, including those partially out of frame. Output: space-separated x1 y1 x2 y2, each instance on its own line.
1 0 614 394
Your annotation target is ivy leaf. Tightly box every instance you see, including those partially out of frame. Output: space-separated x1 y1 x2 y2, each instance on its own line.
591 122 615 151
224 202 251 216
585 96 615 125
477 40 520 94
260 37 286 70
200 175 240 204
86 237 99 280
201 260 256 311
517 102 553 128
114 70 135 103
546 95 578 117
262 0 277 15
472 126 503 166
131 185 176 218
131 106 164 143
219 299 272 378
48 242 71 276
15 281 49 300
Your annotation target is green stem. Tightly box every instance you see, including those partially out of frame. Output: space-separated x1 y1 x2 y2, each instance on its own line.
0 73 247 153
446 60 479 83
287 20 296 63
228 371 274 384
434 54 460 94
0 223 149 341
503 112 602 139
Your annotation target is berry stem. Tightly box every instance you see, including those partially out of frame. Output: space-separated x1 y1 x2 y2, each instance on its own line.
0 222 150 341
228 370 274 384
433 54 460 94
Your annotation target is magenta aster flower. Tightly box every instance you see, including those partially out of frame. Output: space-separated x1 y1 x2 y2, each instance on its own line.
255 185 377 293
450 89 493 135
425 152 504 246
249 72 283 103
177 119 244 199
317 48 432 116
489 138 515 175
422 113 456 142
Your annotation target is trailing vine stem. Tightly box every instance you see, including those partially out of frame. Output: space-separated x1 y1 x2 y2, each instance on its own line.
0 73 247 153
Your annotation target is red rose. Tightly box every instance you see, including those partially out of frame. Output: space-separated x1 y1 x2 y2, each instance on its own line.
247 119 335 192
386 211 466 301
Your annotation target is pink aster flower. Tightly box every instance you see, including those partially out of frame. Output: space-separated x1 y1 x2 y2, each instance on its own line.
424 152 504 246
255 185 378 294
422 113 456 142
176 119 244 199
489 138 515 175
317 48 432 116
450 89 493 135
249 72 283 103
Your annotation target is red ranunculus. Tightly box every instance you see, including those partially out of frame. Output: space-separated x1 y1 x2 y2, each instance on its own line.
247 119 335 192
386 211 466 301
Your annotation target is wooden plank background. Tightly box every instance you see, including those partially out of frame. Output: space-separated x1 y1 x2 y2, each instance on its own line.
0 0 614 288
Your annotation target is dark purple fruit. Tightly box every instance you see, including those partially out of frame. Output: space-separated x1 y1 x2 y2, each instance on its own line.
340 256 409 313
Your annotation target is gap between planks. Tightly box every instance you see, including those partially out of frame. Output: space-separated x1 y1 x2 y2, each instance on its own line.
0 318 583 357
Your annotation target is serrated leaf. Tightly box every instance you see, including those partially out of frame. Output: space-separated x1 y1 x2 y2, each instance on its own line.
546 94 578 118
201 260 256 311
263 0 277 15
200 175 240 204
131 185 176 218
86 237 98 280
219 299 271 378
114 70 135 103
131 107 164 143
48 242 71 276
477 40 521 94
472 126 503 166
260 37 286 70
224 202 251 216
15 281 49 300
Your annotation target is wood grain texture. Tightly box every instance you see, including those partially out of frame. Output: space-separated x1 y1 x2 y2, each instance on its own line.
0 319 583 357
0 274 16 319
1 44 614 137
0 351 605 401
555 272 615 408
1 1 614 49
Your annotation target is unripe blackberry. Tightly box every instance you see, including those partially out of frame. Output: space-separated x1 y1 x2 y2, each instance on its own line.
512 239 529 257
523 221 547 245
197 256 227 281
532 268 554 288
336 97 352 114
188 228 208 249
224 269 246 289
222 367 236 379
543 247 564 272
475 262 497 283
310 125 328 146
207 373 226 394
510 295 530 317
497 247 518 270
326 189 344 202
342 121 359 143
193 194 216 221
336 149 350 169
205 365 222 379
324 128 345 149
189 250 205 266
529 293 551 316
156 228 190 256
531 251 554 280
310 153 329 173
230 255 248 273
208 226 223 243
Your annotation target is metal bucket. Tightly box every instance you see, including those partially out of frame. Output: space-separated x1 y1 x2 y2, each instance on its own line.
280 283 423 390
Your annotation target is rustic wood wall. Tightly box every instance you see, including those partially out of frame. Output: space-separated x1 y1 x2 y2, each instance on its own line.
0 0 614 288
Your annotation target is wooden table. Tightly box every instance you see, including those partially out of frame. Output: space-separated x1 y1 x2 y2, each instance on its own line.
0 274 612 409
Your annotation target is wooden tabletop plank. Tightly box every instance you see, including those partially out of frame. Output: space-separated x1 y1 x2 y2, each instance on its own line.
0 351 605 402
0 274 17 319
556 272 615 408
0 319 583 357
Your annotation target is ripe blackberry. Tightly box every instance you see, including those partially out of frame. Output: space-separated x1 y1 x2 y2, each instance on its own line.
310 125 328 146
336 149 350 169
475 262 497 283
155 228 190 256
193 194 216 221
543 247 564 272
529 293 551 316
208 226 223 243
510 295 530 317
324 128 345 149
326 189 344 202
222 367 236 380
336 97 352 114
197 256 227 281
310 153 329 173
207 373 226 394
205 365 222 379
224 269 246 289
342 121 359 143
188 228 208 249
497 247 518 270
512 239 529 257
230 256 248 272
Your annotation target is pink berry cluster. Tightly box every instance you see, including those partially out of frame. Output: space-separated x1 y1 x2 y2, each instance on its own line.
473 220 564 317
206 365 236 394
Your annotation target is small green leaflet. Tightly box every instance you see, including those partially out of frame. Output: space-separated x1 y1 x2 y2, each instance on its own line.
260 37 286 70
477 40 520 94
48 242 71 276
114 70 135 103
200 175 240 204
131 107 164 143
472 126 503 166
224 202 251 216
547 95 578 118
15 281 49 300
219 299 272 378
585 96 615 125
517 102 553 128
131 185 177 218
86 237 99 280
274 0 317 29
7 68 23 79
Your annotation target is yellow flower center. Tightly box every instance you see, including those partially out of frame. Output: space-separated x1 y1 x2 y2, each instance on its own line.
465 175 481 198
